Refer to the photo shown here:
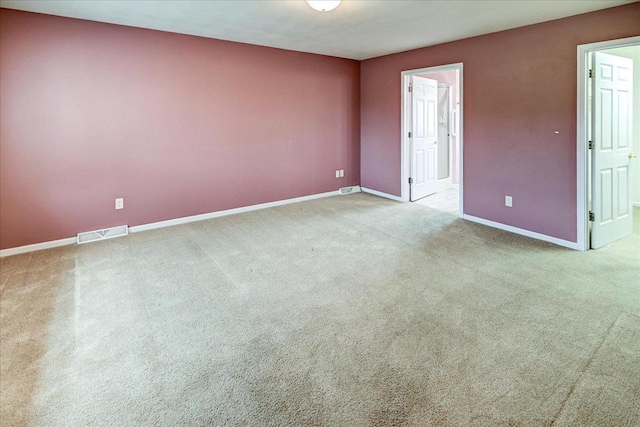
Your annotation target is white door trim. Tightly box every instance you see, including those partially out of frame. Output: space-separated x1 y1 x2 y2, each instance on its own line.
577 36 640 251
437 84 453 189
401 63 464 217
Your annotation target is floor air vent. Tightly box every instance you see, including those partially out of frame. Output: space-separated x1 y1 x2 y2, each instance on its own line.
77 225 128 244
339 186 361 195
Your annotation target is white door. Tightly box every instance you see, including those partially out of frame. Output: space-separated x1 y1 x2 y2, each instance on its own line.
411 76 438 201
591 52 634 249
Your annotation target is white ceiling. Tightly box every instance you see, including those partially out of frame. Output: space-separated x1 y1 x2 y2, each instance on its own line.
0 0 634 60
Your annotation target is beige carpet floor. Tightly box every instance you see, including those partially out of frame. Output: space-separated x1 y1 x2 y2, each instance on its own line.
1 193 639 426
414 188 460 214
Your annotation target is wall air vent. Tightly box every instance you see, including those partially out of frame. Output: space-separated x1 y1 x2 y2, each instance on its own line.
77 225 128 244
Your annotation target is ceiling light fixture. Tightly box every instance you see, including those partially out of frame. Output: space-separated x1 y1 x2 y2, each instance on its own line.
306 0 342 12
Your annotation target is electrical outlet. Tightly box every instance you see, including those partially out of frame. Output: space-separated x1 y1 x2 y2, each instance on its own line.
339 170 344 177
115 198 124 210
335 170 340 178
505 195 513 208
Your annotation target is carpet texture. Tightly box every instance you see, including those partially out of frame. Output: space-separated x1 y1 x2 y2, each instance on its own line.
1 193 639 426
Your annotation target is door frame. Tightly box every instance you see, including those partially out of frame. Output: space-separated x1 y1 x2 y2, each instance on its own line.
577 36 640 251
401 63 464 217
436 83 454 191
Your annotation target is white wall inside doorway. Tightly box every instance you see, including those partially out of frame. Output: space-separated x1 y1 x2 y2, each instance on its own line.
418 69 460 186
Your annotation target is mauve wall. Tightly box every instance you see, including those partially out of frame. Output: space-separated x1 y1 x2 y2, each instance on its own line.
361 3 640 242
0 9 360 250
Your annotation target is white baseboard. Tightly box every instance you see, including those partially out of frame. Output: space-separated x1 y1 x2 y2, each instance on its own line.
0 188 354 258
361 187 404 202
463 214 581 250
129 189 344 233
0 237 77 258
633 202 640 208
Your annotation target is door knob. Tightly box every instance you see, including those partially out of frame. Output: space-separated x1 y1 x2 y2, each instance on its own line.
630 153 637 159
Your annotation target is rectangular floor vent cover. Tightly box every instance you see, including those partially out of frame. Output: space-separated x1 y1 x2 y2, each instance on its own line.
339 186 361 195
77 225 128 244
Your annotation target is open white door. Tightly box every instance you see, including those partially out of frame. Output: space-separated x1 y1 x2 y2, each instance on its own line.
410 76 438 201
591 52 634 249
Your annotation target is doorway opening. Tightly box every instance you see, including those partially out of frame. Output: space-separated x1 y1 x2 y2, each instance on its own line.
401 63 463 217
577 37 640 250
